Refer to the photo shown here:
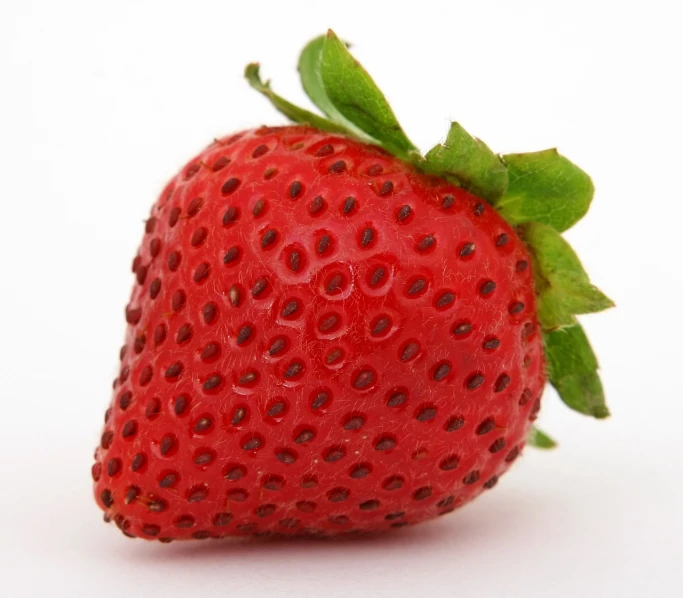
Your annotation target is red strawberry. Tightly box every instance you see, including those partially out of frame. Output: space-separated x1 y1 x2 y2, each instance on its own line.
93 31 612 541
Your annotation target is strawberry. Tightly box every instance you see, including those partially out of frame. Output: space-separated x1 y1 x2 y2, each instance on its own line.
93 31 612 541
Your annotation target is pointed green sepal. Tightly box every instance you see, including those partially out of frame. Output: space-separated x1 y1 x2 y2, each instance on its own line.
522 222 614 330
423 122 509 202
245 63 351 136
545 323 610 419
318 30 418 160
527 426 558 449
297 36 372 142
496 149 594 232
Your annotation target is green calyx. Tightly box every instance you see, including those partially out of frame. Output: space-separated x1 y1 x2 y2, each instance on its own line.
247 30 614 445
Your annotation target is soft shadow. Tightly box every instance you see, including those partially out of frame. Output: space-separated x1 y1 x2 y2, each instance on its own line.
128 490 539 564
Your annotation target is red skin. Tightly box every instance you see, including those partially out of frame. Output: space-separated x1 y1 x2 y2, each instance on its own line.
93 126 545 540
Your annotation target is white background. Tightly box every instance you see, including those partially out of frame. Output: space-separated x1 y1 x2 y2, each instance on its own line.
1 1 681 596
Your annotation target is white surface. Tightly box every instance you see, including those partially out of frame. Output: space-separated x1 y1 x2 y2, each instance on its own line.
1 1 681 596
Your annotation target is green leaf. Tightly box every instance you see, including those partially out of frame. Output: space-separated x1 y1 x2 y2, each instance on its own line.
527 426 558 449
545 323 610 418
297 36 370 141
423 122 509 202
319 30 418 160
244 63 351 136
522 222 614 330
496 149 594 232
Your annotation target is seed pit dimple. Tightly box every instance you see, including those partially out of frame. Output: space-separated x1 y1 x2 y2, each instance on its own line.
139 365 153 386
399 340 420 362
509 301 525 315
289 181 303 199
159 433 177 456
370 315 392 337
159 471 179 488
396 205 412 223
435 291 455 309
473 202 485 216
193 262 210 283
360 226 375 248
187 197 203 217
118 391 132 411
251 278 268 298
203 302 218 324
316 233 333 256
343 414 365 431
223 206 239 226
200 342 221 362
136 264 148 285
224 246 241 266
379 180 394 196
242 434 263 452
191 227 207 247
187 485 208 502
495 374 511 392
311 389 331 411
309 195 326 215
483 337 500 351
490 438 506 453
329 160 347 174
386 389 408 407
442 194 455 208
413 487 432 501
382 476 404 491
193 415 213 434
516 260 528 272
440 455 460 471
416 234 435 253
375 436 396 451
149 278 161 299
100 430 114 449
316 144 334 157
463 471 481 485
211 155 230 171
126 306 142 325
350 463 372 478
236 325 253 346
174 394 189 416
296 501 316 513
324 446 345 462
360 499 380 510
231 405 248 426
276 449 297 465
445 416 465 432
353 368 376 390
479 280 496 297
252 144 269 158
476 417 496 435
458 242 476 259
154 325 167 347
466 372 485 390
433 362 451 381
268 336 288 357
328 488 350 502
107 458 121 477
131 453 146 472
342 196 357 215
203 374 222 392
121 420 137 439
406 277 427 297
171 289 186 312
294 428 315 443
150 238 161 258
169 207 181 227
261 228 278 249
416 405 437 422
221 177 240 195
176 323 192 345
506 446 521 462
224 464 246 481
194 449 215 467
281 298 300 318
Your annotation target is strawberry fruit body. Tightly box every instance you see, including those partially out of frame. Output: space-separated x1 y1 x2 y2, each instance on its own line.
93 31 612 541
